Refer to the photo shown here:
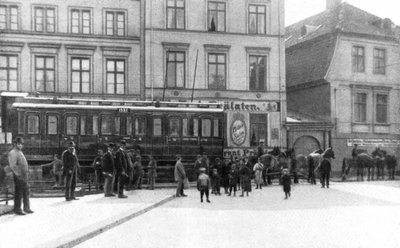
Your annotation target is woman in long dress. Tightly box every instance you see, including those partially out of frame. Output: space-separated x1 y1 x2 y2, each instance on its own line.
253 157 264 189
239 159 251 197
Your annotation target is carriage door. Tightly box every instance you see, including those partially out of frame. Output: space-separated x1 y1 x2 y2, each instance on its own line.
64 114 79 148
150 115 163 156
132 116 147 154
199 117 213 155
25 112 42 155
166 116 182 156
45 113 61 156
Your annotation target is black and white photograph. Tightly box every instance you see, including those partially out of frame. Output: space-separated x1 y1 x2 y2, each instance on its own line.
0 0 400 247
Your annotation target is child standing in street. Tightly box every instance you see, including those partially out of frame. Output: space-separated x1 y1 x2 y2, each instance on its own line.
210 168 221 195
281 168 292 199
197 168 211 203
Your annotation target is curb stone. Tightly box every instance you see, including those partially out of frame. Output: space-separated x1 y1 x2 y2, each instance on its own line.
36 194 175 248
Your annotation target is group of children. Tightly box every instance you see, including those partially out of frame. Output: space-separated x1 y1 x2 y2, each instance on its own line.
196 157 293 203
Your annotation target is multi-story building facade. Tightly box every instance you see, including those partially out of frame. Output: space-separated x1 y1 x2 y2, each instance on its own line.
145 0 286 156
1 0 141 99
286 0 400 173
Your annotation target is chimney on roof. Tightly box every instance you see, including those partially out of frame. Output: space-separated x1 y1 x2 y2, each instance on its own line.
326 0 341 10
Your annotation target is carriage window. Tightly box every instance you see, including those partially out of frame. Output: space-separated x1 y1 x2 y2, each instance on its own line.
92 116 98 135
47 115 58 135
126 117 132 135
114 117 120 135
153 118 162 136
169 118 180 136
18 112 24 134
101 116 112 135
201 119 212 137
213 119 219 137
66 116 78 135
27 115 40 134
182 118 188 137
135 117 146 136
80 116 86 135
193 118 198 137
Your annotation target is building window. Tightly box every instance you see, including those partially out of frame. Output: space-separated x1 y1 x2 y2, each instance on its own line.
250 114 267 146
208 53 226 90
249 55 266 91
166 0 185 29
0 5 18 30
208 2 225 32
106 59 125 94
248 5 265 34
166 51 185 88
169 118 180 136
373 48 386 75
352 46 365 73
71 58 90 93
354 93 367 123
0 55 18 91
35 56 55 92
135 117 146 136
34 7 55 32
153 118 162 136
66 116 78 135
27 115 40 134
376 94 388 123
71 9 91 34
47 115 58 135
106 11 125 36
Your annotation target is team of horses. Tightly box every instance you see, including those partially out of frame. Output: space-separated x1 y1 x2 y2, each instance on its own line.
258 146 397 184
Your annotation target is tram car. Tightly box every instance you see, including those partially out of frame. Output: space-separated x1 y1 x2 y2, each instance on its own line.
1 93 224 181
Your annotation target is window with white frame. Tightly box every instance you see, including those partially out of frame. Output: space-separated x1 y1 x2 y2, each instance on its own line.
208 2 225 32
208 53 226 90
106 59 125 94
71 57 90 93
376 94 388 123
354 92 367 123
166 0 185 29
70 9 91 34
373 48 386 75
35 56 55 92
0 5 18 30
105 11 125 36
34 7 55 32
352 46 365 73
248 4 266 34
249 55 266 91
166 51 185 88
0 54 18 91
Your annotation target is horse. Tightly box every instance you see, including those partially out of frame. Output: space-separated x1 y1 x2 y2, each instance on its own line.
386 154 397 180
342 152 375 181
305 148 335 184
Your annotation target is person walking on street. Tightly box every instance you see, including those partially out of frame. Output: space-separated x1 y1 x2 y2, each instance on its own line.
253 157 264 189
8 137 33 215
320 154 332 188
197 168 211 203
102 143 115 197
227 163 238 197
174 155 187 197
62 141 80 201
133 155 144 190
281 168 292 199
92 149 104 191
115 140 129 198
239 158 251 197
147 155 157 190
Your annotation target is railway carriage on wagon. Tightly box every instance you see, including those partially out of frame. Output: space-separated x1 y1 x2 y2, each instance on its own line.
1 94 225 182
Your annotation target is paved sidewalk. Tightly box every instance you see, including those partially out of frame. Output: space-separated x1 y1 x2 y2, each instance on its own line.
0 189 176 248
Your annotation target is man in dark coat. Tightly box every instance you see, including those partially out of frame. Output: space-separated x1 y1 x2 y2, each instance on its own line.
62 141 80 201
102 143 115 197
319 156 332 188
114 140 129 198
92 149 104 191
9 137 33 215
174 155 187 197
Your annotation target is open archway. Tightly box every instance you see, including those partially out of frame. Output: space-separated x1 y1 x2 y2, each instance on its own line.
293 135 321 156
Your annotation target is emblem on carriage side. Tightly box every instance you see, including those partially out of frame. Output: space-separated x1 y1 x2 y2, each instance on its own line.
230 113 247 146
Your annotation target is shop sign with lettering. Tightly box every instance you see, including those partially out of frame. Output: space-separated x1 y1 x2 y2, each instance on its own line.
224 101 280 112
347 139 400 147
230 113 247 146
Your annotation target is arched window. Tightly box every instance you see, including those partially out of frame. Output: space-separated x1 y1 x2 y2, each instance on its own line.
169 118 180 137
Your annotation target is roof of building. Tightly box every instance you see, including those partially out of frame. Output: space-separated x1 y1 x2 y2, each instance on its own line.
285 2 398 88
285 2 397 48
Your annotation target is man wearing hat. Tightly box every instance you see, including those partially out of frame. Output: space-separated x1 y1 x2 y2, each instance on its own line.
62 141 80 201
8 137 33 215
174 155 187 197
115 140 129 198
102 143 115 197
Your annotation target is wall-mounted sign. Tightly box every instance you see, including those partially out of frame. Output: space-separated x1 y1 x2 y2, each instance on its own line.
230 113 247 146
347 139 400 147
224 101 280 112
